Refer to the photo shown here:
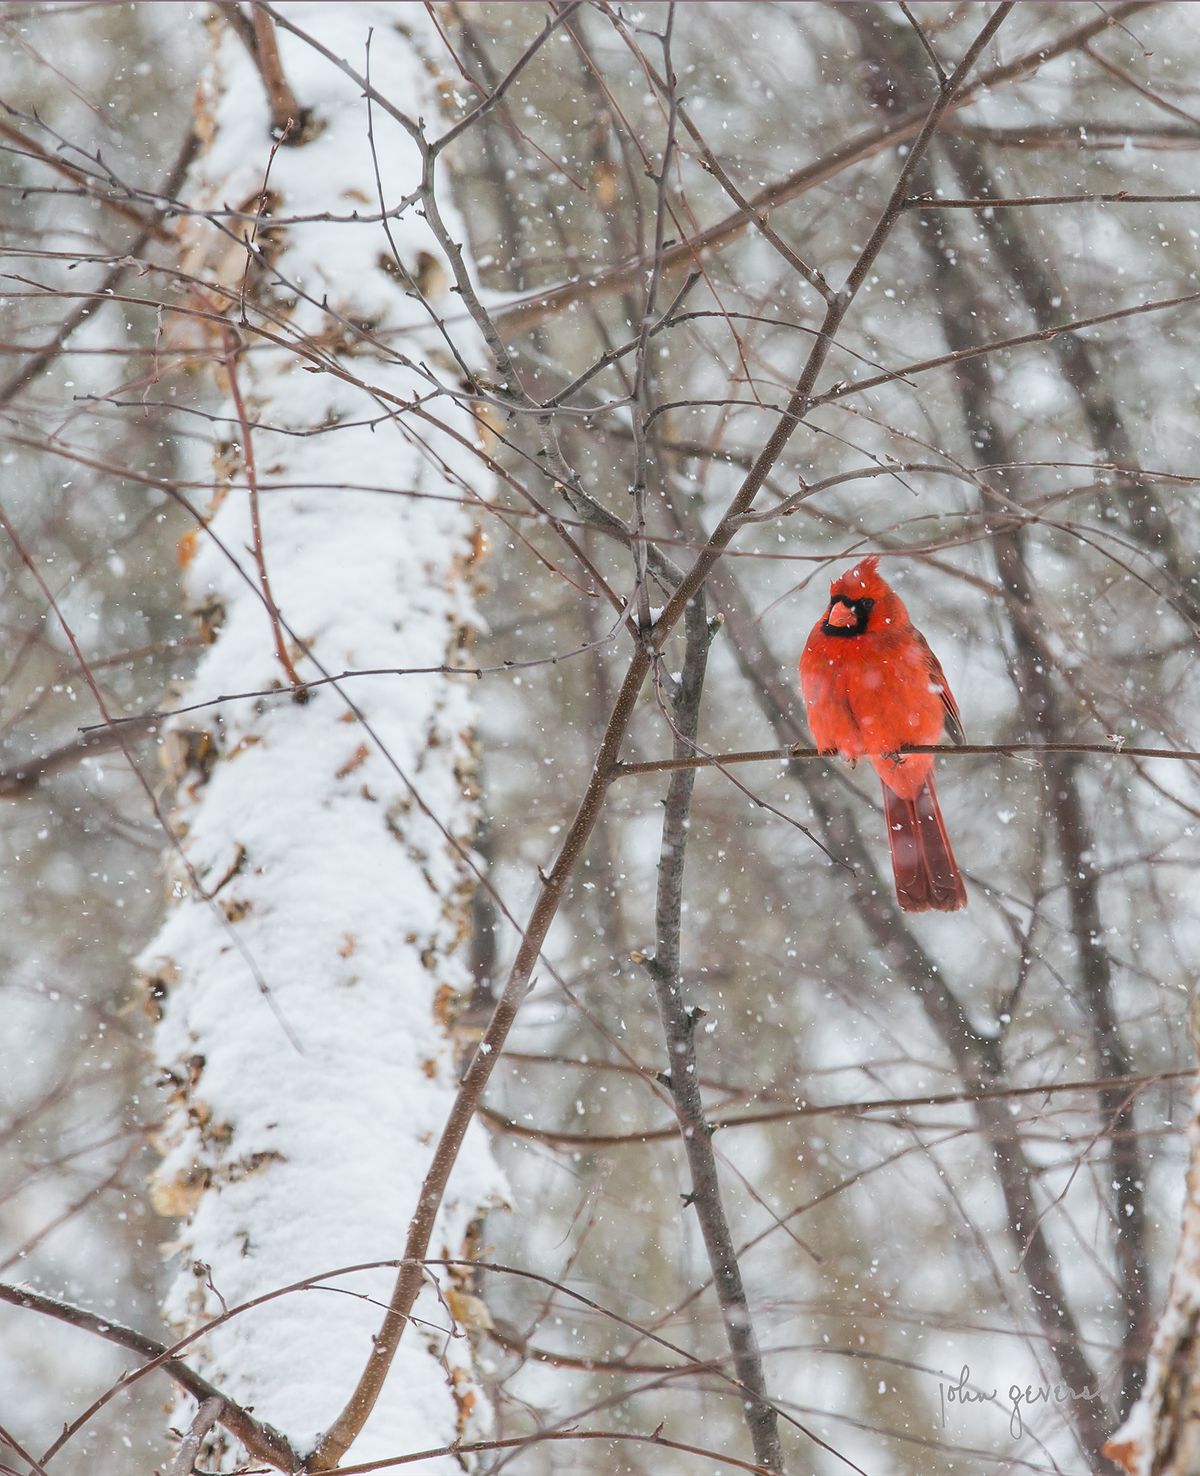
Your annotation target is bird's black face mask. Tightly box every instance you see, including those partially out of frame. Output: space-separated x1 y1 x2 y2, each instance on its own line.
822 595 875 638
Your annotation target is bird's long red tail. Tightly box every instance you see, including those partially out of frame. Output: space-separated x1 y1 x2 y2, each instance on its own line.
881 773 967 913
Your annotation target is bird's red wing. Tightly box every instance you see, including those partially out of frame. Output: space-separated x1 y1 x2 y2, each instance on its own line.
914 630 964 745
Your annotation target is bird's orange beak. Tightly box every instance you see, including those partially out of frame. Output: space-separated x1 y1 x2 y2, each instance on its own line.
827 600 857 628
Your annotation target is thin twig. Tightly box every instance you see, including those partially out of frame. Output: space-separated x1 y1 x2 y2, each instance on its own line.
899 0 946 83
0 1421 50 1476
628 4 679 632
813 288 1200 409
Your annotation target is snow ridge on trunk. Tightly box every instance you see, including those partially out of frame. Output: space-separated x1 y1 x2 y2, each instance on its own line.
144 6 504 1466
1107 1050 1200 1474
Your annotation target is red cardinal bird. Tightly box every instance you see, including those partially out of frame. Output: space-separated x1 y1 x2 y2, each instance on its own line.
799 555 967 912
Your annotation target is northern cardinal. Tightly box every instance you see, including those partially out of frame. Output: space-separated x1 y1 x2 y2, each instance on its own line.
799 555 967 912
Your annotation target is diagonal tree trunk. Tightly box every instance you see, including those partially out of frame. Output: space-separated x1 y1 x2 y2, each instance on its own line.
144 5 504 1467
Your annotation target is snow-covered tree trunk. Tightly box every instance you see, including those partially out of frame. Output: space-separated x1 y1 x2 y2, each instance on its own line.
144 5 503 1467
1107 1010 1200 1476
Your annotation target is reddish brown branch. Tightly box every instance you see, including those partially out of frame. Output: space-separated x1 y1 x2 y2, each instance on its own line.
0 1282 299 1471
221 326 303 686
0 718 159 799
611 739 1199 779
217 4 304 137
249 4 304 136
909 191 1200 207
480 1069 1189 1149
318 1426 780 1476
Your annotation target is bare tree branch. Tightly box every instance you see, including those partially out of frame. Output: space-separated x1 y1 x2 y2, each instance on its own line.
0 1282 299 1471
611 740 1198 779
642 588 785 1471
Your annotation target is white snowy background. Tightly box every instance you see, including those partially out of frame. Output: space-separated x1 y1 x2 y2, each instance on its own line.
0 4 1197 1474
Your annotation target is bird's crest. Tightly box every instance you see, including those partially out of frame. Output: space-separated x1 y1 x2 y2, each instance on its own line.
830 554 886 600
